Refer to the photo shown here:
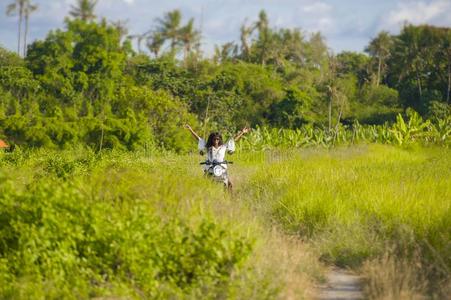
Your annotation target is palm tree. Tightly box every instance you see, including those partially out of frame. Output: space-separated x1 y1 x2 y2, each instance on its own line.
69 0 98 22
327 54 337 131
255 10 270 65
179 18 200 60
391 25 425 99
281 28 305 65
240 22 254 61
6 0 26 55
308 32 328 70
446 47 451 104
365 31 393 86
255 10 269 37
146 32 165 57
213 42 237 63
156 10 182 53
111 19 129 41
128 33 146 53
23 0 38 56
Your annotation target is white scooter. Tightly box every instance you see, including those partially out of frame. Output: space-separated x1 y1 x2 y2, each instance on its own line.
200 159 233 186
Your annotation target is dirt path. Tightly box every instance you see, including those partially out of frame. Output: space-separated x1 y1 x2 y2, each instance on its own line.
317 268 364 300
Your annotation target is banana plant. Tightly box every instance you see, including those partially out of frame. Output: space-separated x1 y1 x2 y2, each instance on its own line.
390 111 430 145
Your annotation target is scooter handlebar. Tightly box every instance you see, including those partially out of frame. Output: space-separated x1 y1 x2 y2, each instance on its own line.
200 161 233 165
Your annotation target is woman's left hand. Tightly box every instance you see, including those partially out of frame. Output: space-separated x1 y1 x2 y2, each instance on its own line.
241 127 251 134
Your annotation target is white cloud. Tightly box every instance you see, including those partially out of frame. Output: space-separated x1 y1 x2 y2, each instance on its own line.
302 2 332 13
317 17 333 28
103 0 135 5
292 1 335 35
380 0 451 31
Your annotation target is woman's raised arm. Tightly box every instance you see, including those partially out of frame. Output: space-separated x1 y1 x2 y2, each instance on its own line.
234 127 251 142
184 124 202 141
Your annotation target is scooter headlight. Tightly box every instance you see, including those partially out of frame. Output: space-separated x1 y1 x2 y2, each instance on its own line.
213 165 224 177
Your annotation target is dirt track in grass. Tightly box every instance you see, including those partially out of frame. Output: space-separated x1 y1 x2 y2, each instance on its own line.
317 268 363 300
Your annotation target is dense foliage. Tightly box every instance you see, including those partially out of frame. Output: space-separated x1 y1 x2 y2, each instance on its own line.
1 8 450 151
0 150 267 299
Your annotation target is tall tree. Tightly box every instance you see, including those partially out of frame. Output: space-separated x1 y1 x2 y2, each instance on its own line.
146 32 165 57
326 53 338 131
240 22 254 61
322 53 355 129
278 28 305 66
307 32 328 70
213 42 237 64
129 33 147 53
6 0 26 55
446 41 451 104
254 10 270 65
386 25 451 112
23 0 38 57
179 18 200 60
110 19 129 41
336 51 370 85
365 31 393 86
389 25 426 109
69 0 98 22
156 10 182 53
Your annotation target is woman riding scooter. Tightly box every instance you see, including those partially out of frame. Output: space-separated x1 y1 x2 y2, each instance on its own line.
184 124 251 190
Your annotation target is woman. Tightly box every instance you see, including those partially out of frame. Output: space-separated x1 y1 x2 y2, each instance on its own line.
184 124 250 189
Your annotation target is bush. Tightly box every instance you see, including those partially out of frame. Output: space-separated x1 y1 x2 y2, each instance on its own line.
427 101 451 120
0 153 254 299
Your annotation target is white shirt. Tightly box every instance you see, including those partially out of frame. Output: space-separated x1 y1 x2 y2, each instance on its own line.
198 138 235 169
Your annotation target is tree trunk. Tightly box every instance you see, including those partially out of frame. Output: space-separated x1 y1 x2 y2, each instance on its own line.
241 31 250 61
261 50 266 66
99 109 105 152
336 95 344 129
137 36 142 53
171 38 176 53
183 43 190 63
243 44 249 60
203 95 211 139
17 7 23 55
183 46 188 66
416 72 422 98
99 124 104 152
23 14 29 57
377 56 382 86
328 91 332 132
447 53 451 104
259 40 267 66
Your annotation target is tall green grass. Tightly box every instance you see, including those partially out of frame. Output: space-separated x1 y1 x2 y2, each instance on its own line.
245 145 450 296
0 149 286 299
1 144 449 298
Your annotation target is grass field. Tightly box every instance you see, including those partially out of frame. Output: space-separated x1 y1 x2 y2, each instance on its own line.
238 145 450 298
0 144 450 299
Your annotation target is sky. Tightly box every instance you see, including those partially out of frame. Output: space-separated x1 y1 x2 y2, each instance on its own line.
1 0 451 56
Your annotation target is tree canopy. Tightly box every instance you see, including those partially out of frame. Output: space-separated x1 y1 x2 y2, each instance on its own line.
1 7 450 151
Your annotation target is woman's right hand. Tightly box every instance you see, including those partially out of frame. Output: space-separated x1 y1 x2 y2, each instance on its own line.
185 124 202 141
